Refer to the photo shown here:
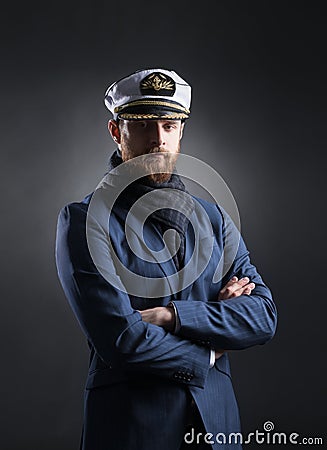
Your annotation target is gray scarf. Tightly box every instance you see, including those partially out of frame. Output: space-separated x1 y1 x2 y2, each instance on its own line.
108 149 195 269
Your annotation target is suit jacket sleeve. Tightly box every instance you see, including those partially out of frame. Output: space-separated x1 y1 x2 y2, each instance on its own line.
172 205 277 350
55 202 211 388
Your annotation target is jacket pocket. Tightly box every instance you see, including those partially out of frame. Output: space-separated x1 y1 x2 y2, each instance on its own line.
85 367 128 390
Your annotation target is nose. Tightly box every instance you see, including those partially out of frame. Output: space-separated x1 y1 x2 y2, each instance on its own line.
150 123 165 148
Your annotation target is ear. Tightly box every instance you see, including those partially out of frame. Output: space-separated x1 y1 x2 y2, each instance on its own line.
179 121 185 140
108 120 121 144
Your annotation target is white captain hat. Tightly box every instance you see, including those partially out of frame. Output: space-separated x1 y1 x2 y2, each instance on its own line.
104 68 191 120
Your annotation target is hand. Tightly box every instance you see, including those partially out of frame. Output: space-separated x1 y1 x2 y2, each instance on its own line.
137 307 175 332
218 276 255 300
215 350 224 360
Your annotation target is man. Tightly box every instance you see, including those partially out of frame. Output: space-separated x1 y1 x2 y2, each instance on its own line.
56 68 277 450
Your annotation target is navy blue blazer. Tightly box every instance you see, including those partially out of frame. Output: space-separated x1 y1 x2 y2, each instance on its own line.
56 191 277 450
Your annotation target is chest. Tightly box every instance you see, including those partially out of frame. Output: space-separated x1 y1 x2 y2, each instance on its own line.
109 212 224 308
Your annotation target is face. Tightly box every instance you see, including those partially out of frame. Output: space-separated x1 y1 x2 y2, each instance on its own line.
109 119 184 184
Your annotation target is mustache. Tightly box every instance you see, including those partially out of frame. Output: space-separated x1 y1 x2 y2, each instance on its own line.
148 147 168 154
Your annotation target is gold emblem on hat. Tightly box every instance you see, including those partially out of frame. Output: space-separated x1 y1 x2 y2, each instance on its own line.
140 72 175 92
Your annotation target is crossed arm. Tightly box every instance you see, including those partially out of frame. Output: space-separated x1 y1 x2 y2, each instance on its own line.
138 276 255 360
56 202 276 388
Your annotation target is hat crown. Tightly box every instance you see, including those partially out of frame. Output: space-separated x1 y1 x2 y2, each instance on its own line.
104 68 191 120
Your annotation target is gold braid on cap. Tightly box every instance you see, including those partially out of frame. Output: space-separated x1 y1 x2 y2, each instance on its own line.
119 112 188 120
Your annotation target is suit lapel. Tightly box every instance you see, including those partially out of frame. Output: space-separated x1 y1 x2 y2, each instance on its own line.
112 199 214 300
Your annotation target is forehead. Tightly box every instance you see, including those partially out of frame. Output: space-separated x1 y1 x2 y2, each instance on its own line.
119 119 183 133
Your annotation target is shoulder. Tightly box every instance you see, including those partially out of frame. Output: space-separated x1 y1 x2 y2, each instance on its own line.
191 195 225 225
56 193 96 259
57 193 94 233
58 193 93 219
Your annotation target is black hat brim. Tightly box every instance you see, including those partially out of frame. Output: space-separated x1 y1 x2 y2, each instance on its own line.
117 104 189 120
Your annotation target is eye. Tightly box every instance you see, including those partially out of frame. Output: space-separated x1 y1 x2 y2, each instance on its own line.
164 123 177 131
138 121 147 128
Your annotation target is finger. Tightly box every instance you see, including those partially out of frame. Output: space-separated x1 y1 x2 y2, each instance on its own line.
218 276 239 296
222 276 238 288
218 277 238 300
219 277 251 299
232 283 255 297
237 277 250 286
229 277 250 291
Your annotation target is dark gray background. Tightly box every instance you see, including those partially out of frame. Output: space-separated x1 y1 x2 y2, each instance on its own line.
1 2 326 449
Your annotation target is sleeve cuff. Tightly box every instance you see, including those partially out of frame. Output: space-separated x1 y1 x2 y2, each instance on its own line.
209 349 216 368
167 301 181 334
